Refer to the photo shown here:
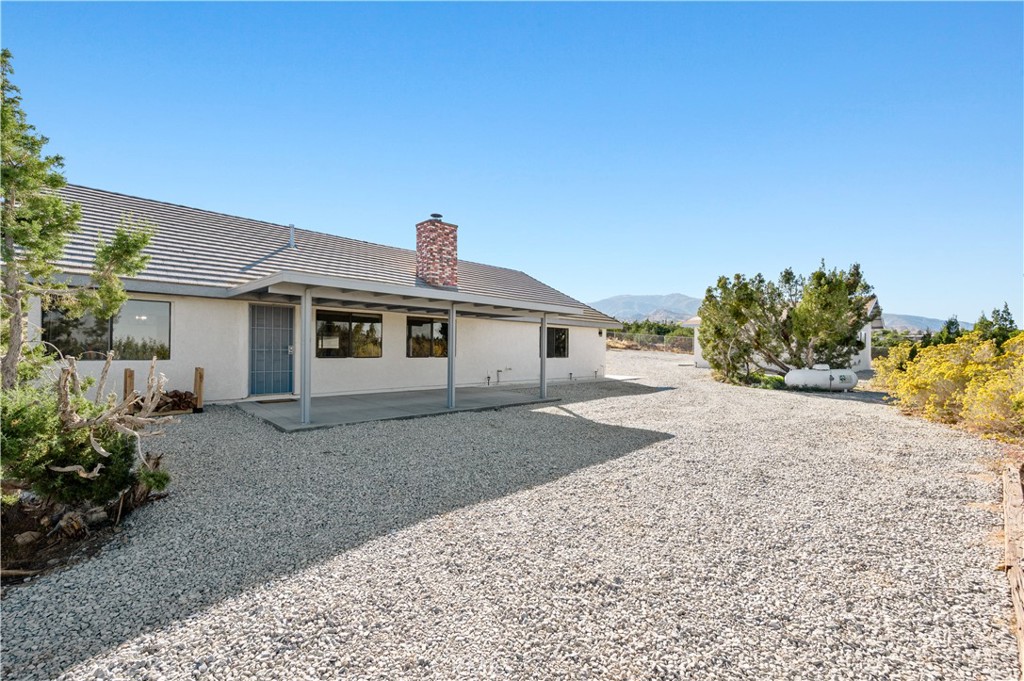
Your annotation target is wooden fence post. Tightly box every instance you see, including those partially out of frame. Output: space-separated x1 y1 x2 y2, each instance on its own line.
194 367 205 413
123 368 135 401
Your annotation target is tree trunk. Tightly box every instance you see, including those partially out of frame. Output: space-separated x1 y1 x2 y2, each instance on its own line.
1 232 24 390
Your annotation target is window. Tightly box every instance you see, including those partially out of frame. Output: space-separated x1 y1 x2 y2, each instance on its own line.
407 318 448 357
42 300 171 360
316 311 382 358
546 327 568 358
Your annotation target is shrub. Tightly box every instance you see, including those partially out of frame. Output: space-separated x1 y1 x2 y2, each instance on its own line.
873 331 1024 440
747 373 786 390
1 383 139 505
960 334 1024 438
893 333 995 422
873 341 916 393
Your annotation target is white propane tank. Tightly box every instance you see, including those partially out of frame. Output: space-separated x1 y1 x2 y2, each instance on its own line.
784 365 859 391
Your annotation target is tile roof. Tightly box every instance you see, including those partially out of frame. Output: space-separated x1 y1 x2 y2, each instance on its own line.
55 185 618 326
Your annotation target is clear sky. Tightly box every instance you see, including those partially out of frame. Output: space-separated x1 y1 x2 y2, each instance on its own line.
2 2 1021 323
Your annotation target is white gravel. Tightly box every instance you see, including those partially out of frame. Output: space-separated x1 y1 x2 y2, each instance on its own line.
1 349 1016 680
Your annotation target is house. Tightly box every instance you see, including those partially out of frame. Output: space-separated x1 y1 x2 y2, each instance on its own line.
31 186 620 424
685 298 883 372
850 298 885 371
679 316 709 369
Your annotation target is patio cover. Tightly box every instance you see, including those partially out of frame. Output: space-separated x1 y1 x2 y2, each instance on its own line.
228 271 582 424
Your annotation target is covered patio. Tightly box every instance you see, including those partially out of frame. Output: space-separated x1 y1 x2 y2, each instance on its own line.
235 386 558 432
228 270 583 427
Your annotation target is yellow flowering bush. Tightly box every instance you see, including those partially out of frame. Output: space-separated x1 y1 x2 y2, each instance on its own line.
873 342 915 394
960 334 1024 437
873 331 1024 441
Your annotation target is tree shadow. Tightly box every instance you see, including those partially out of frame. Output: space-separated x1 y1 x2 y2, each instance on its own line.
1 382 673 679
784 387 891 406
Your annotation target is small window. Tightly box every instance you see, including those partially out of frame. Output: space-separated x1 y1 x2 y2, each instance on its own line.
42 300 171 360
546 327 568 358
407 318 448 358
316 311 382 358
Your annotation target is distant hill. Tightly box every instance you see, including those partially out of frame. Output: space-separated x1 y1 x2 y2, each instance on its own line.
591 292 970 333
882 314 973 333
589 294 701 322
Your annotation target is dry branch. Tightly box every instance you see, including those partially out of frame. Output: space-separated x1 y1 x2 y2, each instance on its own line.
55 353 176 466
47 463 104 479
93 351 113 405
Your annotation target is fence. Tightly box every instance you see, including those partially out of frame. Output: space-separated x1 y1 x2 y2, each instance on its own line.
607 332 694 354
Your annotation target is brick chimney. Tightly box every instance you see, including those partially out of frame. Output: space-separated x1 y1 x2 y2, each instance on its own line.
416 214 458 288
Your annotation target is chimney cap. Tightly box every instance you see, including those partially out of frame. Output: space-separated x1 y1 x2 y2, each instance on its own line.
429 213 443 220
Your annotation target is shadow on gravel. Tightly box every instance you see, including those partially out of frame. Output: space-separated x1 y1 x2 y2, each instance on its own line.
1 381 673 679
784 388 890 406
557 379 677 403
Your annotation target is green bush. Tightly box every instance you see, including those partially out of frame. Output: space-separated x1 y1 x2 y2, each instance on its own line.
1 384 139 505
746 373 786 390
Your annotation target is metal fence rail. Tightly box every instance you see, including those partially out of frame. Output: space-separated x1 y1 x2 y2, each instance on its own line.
607 332 694 354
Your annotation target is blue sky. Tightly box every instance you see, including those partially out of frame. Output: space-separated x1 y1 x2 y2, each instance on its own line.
3 2 1021 323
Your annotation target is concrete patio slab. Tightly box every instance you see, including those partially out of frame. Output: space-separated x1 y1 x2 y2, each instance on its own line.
235 386 558 432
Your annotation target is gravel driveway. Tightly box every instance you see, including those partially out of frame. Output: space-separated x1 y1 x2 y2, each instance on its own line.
1 350 1016 680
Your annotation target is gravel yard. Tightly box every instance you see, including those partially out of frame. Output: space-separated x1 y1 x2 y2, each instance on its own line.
1 350 1017 680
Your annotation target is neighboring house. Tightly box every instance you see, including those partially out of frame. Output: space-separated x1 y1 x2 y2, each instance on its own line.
850 298 885 371
683 298 883 372
679 316 709 369
31 186 620 423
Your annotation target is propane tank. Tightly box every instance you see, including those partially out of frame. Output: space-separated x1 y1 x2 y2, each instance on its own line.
784 365 859 391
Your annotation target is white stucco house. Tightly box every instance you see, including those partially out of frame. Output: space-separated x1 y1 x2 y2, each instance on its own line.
32 186 620 424
685 299 883 372
849 298 884 371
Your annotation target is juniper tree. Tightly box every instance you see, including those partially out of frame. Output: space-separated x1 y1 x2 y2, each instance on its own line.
698 262 877 383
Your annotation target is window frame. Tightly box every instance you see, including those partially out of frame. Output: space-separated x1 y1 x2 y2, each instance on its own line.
315 310 383 359
42 299 172 361
406 317 448 358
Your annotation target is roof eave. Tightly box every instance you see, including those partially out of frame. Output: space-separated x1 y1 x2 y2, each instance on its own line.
227 270 584 316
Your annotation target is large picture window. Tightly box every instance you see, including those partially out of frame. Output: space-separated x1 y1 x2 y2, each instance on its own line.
546 327 569 358
407 318 448 358
42 300 171 360
316 311 382 358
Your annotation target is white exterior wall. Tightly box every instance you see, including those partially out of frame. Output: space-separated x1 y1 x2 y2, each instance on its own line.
452 317 608 388
28 294 251 402
29 295 609 402
693 327 709 368
309 312 607 396
849 322 873 371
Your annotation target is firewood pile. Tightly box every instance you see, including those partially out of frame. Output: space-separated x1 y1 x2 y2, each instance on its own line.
156 390 197 413
123 367 204 414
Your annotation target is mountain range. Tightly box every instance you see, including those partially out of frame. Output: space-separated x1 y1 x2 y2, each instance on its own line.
589 294 702 323
589 293 969 333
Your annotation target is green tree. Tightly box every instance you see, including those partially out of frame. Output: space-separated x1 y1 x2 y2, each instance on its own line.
790 262 875 368
873 329 913 349
1 49 152 388
698 272 794 381
975 303 1018 349
699 262 876 383
926 316 963 347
